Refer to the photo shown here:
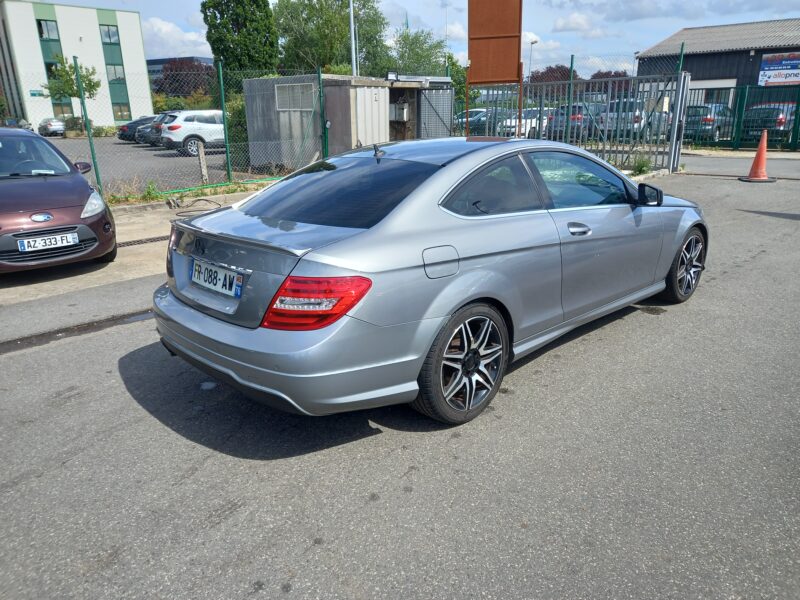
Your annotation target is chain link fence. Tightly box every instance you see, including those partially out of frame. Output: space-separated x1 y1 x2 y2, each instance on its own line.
35 64 320 201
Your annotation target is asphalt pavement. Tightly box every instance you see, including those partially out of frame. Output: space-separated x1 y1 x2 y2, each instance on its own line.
50 136 231 194
1 171 799 598
682 154 800 179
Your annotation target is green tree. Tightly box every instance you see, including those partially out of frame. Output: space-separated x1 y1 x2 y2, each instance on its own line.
275 0 390 76
446 52 477 107
0 94 7 118
42 55 101 100
201 0 279 72
391 28 446 75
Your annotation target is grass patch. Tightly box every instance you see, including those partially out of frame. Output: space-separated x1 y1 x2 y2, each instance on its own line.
631 155 651 176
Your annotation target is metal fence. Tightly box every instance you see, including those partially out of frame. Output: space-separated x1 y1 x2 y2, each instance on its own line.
34 64 321 200
454 72 689 172
683 84 800 150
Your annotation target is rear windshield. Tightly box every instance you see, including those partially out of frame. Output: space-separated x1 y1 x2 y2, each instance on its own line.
239 157 439 229
687 106 711 117
608 100 642 112
745 107 782 118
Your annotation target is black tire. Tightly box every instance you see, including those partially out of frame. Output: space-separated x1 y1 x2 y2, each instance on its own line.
95 244 117 264
412 303 510 425
661 227 706 304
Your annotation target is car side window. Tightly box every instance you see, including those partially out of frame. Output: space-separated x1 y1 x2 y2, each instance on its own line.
183 115 195 123
525 151 629 209
442 155 541 217
196 114 215 124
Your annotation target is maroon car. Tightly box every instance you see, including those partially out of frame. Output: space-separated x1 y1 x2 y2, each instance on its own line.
0 128 116 273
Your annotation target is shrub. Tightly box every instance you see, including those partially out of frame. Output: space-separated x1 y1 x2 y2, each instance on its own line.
152 93 187 113
631 155 651 176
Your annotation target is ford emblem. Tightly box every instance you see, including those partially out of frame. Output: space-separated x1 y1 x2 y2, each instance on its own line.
31 213 54 223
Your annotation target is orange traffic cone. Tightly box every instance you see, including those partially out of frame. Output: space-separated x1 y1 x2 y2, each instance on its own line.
739 129 776 183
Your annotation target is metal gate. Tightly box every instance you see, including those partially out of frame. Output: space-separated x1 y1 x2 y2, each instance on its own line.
523 72 690 172
419 88 454 139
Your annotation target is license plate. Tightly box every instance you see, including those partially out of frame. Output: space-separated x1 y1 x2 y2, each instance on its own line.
17 232 79 252
190 258 242 298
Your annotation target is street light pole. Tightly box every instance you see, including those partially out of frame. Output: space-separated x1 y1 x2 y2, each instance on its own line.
528 40 538 106
349 0 357 76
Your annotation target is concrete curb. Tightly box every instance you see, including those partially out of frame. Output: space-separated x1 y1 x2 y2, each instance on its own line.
631 169 670 182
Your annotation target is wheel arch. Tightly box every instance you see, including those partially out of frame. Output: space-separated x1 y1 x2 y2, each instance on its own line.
453 296 515 346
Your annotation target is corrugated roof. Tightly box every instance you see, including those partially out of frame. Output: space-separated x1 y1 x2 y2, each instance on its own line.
639 18 800 57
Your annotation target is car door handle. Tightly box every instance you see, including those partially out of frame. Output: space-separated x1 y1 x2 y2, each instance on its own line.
567 222 592 236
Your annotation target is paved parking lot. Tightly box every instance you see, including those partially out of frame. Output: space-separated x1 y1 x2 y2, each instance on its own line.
50 137 231 194
1 171 799 598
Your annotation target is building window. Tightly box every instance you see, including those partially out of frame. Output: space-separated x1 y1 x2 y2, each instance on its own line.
99 24 120 44
53 104 74 119
275 83 314 111
112 103 131 121
37 20 60 41
106 64 126 84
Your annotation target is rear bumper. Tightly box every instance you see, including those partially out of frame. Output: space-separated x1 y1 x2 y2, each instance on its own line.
153 285 445 416
161 137 181 149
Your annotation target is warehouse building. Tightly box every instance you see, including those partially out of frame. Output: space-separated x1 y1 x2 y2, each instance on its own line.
0 0 152 126
638 18 800 97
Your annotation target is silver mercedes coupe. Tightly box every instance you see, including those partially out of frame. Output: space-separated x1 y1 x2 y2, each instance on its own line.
153 138 708 424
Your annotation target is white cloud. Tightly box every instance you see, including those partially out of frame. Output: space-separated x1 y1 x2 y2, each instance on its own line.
453 50 468 66
142 17 212 60
445 21 467 41
552 12 592 32
186 12 206 30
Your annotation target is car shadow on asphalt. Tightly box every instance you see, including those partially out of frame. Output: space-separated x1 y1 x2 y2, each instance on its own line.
0 260 109 289
118 342 449 461
508 306 640 374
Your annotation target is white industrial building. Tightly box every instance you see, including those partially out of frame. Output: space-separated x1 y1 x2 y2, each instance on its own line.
0 0 152 126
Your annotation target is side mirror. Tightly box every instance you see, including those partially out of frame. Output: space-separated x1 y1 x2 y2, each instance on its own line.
74 161 92 174
638 182 663 206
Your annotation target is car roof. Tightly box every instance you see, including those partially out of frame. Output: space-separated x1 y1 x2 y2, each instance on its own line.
0 127 36 138
341 137 519 165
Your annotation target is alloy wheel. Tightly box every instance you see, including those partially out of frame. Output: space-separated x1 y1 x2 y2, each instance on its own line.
677 234 704 295
186 139 199 156
440 316 504 412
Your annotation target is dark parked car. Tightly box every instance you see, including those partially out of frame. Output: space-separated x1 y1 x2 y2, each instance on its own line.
465 108 512 136
546 103 605 142
154 138 708 424
117 115 156 142
683 104 734 142
137 112 176 146
741 103 796 144
38 118 65 137
0 128 116 273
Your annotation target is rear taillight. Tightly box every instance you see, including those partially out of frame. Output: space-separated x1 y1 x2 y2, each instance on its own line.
167 124 181 131
777 114 787 127
166 225 178 277
154 124 162 131
570 113 583 121
120 126 128 132
262 276 372 330
701 116 715 123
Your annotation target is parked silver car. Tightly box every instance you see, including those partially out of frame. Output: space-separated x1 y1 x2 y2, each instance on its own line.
38 117 65 136
154 138 708 424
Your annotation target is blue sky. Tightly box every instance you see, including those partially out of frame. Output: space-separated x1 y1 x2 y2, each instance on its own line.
44 0 800 77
